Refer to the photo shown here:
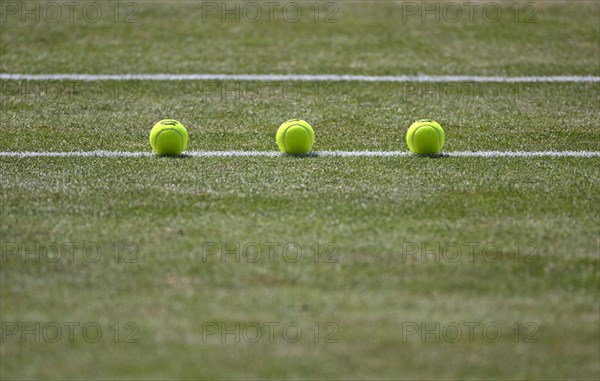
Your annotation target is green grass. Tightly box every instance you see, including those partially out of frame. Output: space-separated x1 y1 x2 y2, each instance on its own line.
1 81 598 152
1 156 599 379
1 1 599 75
1 1 599 380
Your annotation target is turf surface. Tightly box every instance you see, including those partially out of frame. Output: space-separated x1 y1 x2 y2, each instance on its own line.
1 1 599 380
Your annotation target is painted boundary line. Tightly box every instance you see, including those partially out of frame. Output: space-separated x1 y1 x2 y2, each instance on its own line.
1 74 599 83
1 151 599 158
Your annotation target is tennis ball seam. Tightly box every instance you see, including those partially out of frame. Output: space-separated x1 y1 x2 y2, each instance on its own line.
154 128 185 153
411 124 442 153
281 124 312 153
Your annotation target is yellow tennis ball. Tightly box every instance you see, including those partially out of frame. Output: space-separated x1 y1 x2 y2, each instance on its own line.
276 119 315 155
406 119 445 155
149 119 188 156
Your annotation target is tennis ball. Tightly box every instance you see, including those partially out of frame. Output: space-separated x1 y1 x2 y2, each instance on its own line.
406 119 445 155
276 119 315 155
149 119 188 156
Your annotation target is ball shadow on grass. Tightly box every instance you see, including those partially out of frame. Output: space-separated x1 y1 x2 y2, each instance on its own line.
415 153 448 159
154 153 192 159
281 152 318 158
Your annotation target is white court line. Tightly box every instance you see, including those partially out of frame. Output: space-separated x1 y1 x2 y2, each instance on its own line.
1 74 599 82
1 151 599 158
